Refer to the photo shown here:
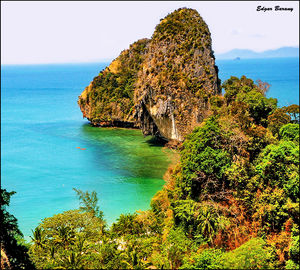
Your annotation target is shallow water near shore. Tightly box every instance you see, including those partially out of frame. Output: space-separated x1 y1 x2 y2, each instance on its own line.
1 57 298 240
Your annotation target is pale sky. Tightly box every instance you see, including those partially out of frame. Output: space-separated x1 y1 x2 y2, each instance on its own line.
1 1 299 64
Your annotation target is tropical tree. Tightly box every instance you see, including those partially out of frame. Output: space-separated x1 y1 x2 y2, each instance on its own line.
73 188 104 220
196 205 226 245
30 227 45 250
267 108 291 135
111 213 143 237
53 226 76 249
58 251 84 269
284 104 299 123
29 210 104 268
0 188 35 269
178 116 231 200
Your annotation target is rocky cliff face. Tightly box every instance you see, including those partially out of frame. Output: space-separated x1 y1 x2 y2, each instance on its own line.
78 38 149 127
78 8 220 141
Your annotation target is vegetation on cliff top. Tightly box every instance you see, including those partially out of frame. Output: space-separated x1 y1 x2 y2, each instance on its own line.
78 38 149 124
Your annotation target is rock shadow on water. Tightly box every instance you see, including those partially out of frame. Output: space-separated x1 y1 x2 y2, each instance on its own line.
144 136 168 147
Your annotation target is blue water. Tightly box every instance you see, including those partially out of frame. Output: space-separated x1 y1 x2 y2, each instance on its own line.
1 57 299 240
1 63 173 240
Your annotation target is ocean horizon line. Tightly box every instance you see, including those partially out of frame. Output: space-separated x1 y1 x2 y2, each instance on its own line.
2 56 299 67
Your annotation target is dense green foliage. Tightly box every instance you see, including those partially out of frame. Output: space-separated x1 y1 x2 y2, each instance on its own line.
279 123 299 142
177 116 232 200
29 210 106 269
215 238 276 269
78 38 149 124
286 224 300 269
27 75 300 269
28 190 106 269
0 189 35 269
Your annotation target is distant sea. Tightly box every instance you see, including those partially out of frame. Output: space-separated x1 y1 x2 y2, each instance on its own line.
1 57 299 240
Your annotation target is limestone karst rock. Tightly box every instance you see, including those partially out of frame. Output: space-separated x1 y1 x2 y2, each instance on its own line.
78 8 220 141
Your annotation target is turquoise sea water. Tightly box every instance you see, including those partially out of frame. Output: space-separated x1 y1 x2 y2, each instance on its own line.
1 57 299 240
1 63 173 240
